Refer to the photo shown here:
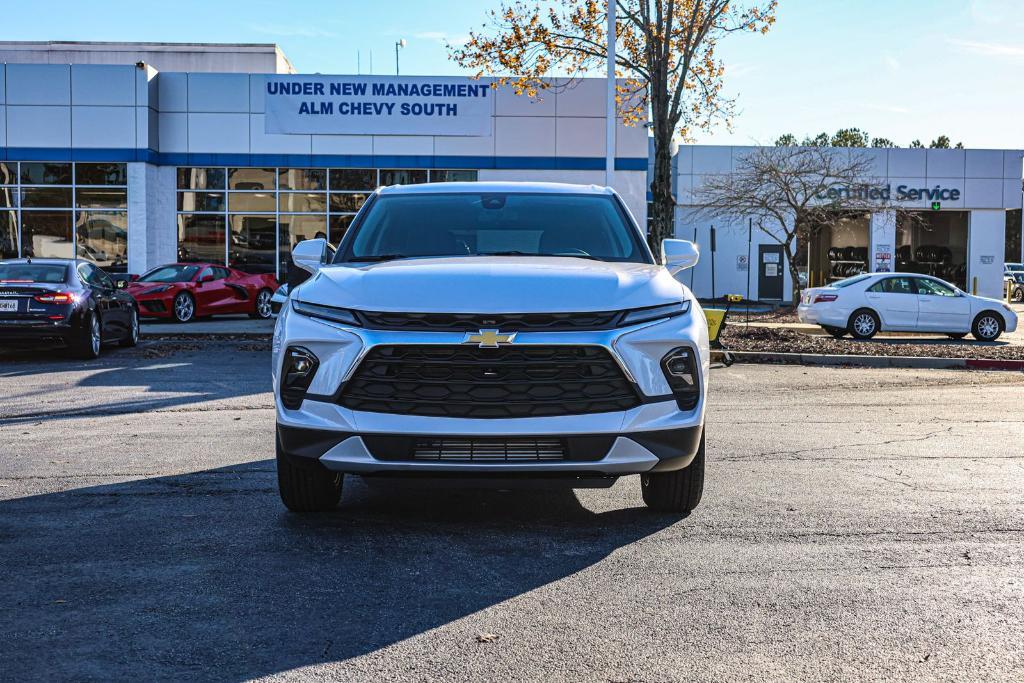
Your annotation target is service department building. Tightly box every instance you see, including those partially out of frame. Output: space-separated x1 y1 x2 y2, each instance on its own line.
0 41 1020 302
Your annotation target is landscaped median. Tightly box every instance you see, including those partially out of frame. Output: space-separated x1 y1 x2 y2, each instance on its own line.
716 325 1024 370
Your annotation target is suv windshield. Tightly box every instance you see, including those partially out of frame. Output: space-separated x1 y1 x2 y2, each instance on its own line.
339 192 651 264
138 265 201 283
0 263 68 283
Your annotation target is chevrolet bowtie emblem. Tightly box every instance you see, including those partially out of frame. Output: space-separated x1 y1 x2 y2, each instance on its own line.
464 329 516 348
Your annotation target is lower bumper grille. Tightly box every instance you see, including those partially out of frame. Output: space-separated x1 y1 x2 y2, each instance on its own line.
412 437 565 462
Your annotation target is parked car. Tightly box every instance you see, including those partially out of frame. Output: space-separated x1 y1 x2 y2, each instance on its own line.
1004 263 1024 303
125 263 278 323
273 182 710 514
0 258 139 359
798 272 1018 341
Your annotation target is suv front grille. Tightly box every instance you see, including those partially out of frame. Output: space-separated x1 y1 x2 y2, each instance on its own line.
355 310 622 332
340 345 641 418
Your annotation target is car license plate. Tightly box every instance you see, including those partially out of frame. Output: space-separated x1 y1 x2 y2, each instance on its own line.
0 299 17 312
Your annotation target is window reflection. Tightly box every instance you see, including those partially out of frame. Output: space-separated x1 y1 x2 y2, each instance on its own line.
76 163 128 186
76 189 128 209
380 169 427 186
329 169 375 190
21 187 73 208
21 211 74 259
329 214 355 246
229 214 277 274
178 167 226 190
77 211 128 272
430 169 478 182
1 211 17 259
178 214 226 263
279 168 326 191
177 192 226 212
228 192 276 212
329 193 368 212
20 163 72 185
279 215 328 280
229 168 276 191
280 192 327 213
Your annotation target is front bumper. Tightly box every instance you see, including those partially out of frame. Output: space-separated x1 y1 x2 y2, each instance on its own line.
278 423 704 475
133 294 174 318
273 301 710 476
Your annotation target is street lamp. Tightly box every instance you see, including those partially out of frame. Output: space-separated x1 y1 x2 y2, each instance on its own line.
395 38 407 76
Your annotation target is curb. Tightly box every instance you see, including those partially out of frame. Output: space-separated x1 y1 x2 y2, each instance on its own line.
712 350 1024 371
142 333 272 341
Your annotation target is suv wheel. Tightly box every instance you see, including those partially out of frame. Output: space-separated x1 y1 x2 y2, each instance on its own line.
276 436 343 512
641 430 705 514
972 312 1004 342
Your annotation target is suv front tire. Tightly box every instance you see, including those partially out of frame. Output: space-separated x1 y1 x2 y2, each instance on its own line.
276 435 343 512
641 431 705 513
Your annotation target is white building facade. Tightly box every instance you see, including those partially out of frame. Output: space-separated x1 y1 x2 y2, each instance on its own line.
0 44 648 280
675 145 1024 302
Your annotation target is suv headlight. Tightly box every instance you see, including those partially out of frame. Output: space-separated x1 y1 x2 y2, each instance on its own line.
620 301 690 327
291 299 361 326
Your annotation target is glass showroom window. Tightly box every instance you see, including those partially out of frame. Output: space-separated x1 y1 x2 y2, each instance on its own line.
0 162 128 271
175 167 476 279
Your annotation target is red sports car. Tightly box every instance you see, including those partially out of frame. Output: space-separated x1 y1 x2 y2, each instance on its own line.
125 263 278 322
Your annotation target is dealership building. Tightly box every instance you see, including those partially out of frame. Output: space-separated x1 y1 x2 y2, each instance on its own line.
0 42 647 280
0 41 1020 301
675 145 1024 302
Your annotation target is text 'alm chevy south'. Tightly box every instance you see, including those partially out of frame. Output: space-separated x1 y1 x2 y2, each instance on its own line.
272 182 709 513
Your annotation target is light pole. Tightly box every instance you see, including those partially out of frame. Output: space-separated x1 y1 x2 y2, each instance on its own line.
395 39 406 76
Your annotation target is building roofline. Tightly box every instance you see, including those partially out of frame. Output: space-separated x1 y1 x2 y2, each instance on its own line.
0 41 283 51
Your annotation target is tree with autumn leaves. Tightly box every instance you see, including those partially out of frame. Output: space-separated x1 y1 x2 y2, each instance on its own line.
451 0 777 250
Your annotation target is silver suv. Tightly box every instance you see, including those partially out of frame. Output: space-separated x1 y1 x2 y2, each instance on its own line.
272 182 710 513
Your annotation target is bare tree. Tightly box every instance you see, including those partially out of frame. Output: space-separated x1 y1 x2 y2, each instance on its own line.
694 146 899 297
450 0 777 250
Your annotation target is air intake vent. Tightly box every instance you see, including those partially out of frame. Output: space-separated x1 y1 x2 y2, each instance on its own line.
412 438 566 462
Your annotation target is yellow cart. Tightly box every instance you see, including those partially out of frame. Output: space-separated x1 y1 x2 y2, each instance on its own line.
703 294 742 367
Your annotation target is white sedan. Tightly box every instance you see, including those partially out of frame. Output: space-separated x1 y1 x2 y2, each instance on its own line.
798 273 1018 341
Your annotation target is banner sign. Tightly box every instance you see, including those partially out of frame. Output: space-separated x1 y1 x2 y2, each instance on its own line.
264 75 494 136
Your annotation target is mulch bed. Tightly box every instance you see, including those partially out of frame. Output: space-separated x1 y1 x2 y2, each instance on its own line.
721 325 1024 360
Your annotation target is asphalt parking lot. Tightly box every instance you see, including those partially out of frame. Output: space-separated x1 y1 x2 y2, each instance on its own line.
1 341 1023 681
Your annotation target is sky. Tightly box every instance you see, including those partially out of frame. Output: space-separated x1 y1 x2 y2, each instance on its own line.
4 0 1024 148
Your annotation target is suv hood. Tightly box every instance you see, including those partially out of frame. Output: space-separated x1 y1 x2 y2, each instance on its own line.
297 256 686 313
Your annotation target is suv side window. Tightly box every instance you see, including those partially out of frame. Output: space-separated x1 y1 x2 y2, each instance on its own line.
868 277 916 294
915 278 957 297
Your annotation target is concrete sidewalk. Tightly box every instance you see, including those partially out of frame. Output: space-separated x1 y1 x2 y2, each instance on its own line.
141 315 274 336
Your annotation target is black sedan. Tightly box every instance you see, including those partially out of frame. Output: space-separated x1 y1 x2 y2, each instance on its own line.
0 259 139 359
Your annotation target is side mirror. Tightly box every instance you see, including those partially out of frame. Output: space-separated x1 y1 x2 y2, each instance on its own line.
198 274 214 284
661 239 700 275
293 238 329 275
